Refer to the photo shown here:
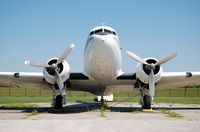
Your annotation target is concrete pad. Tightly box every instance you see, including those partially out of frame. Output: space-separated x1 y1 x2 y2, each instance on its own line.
0 102 200 132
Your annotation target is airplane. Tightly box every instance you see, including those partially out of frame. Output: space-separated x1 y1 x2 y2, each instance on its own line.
0 23 200 109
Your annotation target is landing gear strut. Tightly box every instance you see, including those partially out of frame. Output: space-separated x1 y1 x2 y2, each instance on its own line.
139 85 152 109
50 84 66 109
100 95 108 108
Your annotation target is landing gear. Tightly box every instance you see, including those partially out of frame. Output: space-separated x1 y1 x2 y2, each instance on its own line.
54 95 63 109
100 95 108 108
139 84 152 109
142 95 152 109
50 84 67 109
52 94 67 109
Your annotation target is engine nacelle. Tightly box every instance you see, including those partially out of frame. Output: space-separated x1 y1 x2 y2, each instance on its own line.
136 58 163 84
43 58 70 84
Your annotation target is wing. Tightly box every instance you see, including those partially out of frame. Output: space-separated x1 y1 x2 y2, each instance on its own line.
1 71 199 95
157 72 200 88
112 72 200 90
0 72 49 89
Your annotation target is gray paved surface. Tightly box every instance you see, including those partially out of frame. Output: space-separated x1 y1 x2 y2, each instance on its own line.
0 102 200 132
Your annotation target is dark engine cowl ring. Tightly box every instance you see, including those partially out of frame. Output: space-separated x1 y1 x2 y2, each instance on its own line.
46 59 64 76
143 59 160 75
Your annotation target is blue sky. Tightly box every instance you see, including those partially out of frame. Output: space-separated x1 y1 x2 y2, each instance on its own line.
0 0 200 73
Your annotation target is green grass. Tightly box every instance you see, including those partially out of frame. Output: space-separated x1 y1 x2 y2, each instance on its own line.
155 88 200 97
153 97 200 104
0 87 199 97
2 103 38 108
0 96 199 104
22 110 39 120
0 87 200 104
0 96 96 104
0 87 96 97
0 87 51 97
0 97 51 103
160 109 184 119
113 96 200 104
99 106 107 117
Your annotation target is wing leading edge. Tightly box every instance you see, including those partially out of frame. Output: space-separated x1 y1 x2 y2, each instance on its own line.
157 72 200 89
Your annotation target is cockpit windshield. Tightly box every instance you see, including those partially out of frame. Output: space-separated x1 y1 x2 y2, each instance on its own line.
90 28 116 36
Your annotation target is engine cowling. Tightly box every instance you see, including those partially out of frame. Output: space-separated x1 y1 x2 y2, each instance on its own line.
43 58 70 84
136 58 163 84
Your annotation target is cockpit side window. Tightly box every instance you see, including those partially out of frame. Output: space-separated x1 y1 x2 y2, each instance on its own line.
95 29 103 34
90 31 94 36
104 29 116 35
104 29 112 34
112 31 116 35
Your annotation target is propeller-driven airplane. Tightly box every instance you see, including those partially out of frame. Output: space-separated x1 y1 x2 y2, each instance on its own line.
0 24 200 109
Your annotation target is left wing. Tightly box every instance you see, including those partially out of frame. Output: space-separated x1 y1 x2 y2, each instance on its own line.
157 71 200 89
104 71 200 93
112 72 200 89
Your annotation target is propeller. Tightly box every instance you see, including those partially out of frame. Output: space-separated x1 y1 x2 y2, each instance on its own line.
155 52 177 66
25 43 75 95
126 50 177 96
24 60 51 68
149 70 155 96
126 50 148 65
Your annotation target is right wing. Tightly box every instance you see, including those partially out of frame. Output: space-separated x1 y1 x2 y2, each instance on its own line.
0 72 49 89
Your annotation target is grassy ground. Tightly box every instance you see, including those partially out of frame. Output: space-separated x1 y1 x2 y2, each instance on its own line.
0 97 95 104
0 87 199 104
0 96 200 104
0 87 199 97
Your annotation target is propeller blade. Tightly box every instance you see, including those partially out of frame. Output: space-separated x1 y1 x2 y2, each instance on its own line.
126 50 148 65
156 52 177 66
149 70 155 97
56 43 75 65
55 70 66 104
54 70 64 92
24 60 51 68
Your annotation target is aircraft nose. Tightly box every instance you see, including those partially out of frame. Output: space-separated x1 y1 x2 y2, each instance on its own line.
88 34 118 48
100 39 105 43
95 35 108 44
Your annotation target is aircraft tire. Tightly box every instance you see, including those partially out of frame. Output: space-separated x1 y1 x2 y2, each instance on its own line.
54 95 63 109
142 95 151 109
